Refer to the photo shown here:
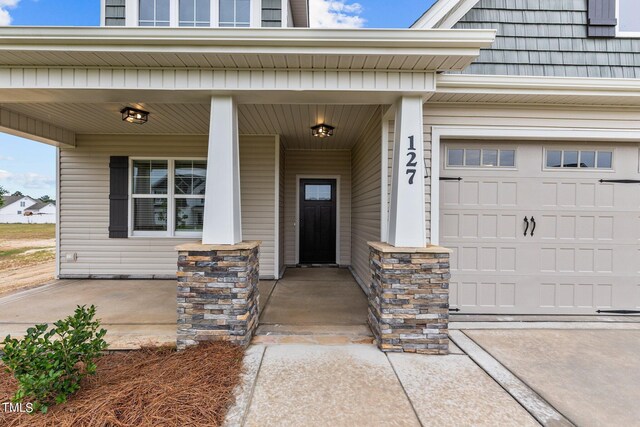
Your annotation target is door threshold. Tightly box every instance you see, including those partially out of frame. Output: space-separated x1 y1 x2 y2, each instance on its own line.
296 264 340 268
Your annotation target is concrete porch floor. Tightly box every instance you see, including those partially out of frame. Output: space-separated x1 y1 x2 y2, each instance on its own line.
0 268 370 350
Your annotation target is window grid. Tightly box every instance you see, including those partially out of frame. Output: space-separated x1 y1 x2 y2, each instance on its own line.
446 148 516 168
179 0 211 27
130 159 207 237
219 0 251 27
545 149 613 170
139 0 170 26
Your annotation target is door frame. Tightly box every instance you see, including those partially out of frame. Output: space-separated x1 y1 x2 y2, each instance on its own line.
295 175 341 265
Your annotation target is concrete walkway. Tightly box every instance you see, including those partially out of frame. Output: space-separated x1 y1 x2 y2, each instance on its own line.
226 343 538 427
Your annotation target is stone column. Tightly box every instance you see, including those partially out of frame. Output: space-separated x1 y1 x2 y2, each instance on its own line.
175 241 260 350
368 242 451 355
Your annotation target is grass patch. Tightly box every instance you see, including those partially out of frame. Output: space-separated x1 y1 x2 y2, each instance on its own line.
0 343 244 427
0 224 55 241
0 248 55 272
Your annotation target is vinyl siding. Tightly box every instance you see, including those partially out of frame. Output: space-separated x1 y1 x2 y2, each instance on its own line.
59 134 277 278
423 102 640 239
454 0 640 78
350 108 382 290
284 150 351 265
240 135 278 278
278 141 286 277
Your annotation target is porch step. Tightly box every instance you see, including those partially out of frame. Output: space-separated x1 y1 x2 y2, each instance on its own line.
253 324 374 346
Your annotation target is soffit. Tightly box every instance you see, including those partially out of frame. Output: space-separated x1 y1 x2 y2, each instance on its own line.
2 102 379 149
433 74 640 107
0 27 495 72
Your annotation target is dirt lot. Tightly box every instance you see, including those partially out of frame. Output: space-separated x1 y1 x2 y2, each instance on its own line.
0 224 56 296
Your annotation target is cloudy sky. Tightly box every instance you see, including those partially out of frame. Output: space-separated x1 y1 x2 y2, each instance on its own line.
0 0 436 197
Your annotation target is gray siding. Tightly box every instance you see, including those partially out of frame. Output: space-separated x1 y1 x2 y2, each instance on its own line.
350 108 382 291
59 135 277 279
105 0 126 26
453 0 640 78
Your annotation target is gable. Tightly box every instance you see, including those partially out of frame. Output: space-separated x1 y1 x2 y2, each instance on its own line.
451 0 640 78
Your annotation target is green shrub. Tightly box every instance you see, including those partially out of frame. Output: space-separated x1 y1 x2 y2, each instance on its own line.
1 305 108 414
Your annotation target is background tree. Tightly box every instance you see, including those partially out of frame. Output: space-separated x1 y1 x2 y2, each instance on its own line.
0 185 7 208
11 190 23 197
39 195 55 204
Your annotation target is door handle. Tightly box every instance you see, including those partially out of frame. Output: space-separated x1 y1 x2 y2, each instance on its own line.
530 217 536 237
524 217 530 236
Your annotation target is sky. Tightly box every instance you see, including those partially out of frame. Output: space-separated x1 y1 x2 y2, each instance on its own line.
0 0 436 198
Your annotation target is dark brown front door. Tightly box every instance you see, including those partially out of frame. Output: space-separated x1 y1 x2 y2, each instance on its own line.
299 179 337 264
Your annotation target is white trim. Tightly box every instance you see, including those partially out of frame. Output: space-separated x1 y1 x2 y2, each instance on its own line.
430 126 640 246
128 156 207 239
273 134 281 278
281 0 289 27
380 118 389 242
100 0 107 26
55 147 61 279
411 0 479 29
616 0 640 38
436 74 640 99
294 175 341 265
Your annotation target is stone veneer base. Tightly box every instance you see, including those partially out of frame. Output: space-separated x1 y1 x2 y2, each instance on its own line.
367 242 451 355
175 241 261 351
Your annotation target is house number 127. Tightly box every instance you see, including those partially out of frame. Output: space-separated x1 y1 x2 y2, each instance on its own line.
406 135 418 185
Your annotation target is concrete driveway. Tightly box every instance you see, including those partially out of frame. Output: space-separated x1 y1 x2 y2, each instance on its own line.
461 328 640 427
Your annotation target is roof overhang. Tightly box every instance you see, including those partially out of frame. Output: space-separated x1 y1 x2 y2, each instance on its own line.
433 74 640 107
0 27 496 71
412 0 480 29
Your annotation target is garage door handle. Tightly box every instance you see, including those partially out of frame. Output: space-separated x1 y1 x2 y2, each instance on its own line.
530 217 536 237
524 217 530 236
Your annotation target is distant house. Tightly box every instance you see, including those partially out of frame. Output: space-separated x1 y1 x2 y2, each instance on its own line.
0 196 56 224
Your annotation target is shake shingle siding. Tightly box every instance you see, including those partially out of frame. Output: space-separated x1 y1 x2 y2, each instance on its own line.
453 0 640 78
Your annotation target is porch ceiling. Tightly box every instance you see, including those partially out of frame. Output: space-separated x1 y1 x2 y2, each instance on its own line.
2 102 380 150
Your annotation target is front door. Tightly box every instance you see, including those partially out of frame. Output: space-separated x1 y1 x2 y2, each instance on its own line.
299 179 337 264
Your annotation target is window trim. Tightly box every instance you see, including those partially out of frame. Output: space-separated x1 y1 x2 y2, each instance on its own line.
444 146 518 170
616 0 640 38
128 157 207 238
542 147 615 171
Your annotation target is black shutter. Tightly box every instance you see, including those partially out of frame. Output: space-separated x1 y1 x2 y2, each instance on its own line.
109 156 129 238
588 0 617 37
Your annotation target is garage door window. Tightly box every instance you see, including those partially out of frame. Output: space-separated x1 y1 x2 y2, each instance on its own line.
545 150 613 169
447 148 516 168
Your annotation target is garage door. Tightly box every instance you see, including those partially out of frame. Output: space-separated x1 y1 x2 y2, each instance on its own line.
440 142 640 314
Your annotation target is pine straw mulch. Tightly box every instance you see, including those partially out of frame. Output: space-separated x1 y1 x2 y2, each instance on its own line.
0 343 245 427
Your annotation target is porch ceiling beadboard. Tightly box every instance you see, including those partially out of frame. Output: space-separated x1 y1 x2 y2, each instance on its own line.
2 103 379 150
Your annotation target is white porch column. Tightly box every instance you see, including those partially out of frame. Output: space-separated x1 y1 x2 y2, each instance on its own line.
387 96 427 248
202 96 243 244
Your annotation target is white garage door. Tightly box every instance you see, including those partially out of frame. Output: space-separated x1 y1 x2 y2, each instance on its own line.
440 142 640 314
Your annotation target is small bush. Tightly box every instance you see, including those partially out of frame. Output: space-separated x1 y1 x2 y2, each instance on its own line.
1 305 108 413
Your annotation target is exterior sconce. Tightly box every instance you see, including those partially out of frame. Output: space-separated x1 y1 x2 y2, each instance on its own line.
121 107 150 124
311 123 335 139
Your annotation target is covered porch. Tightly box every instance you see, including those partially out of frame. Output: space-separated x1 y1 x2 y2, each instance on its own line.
0 267 369 350
0 26 494 352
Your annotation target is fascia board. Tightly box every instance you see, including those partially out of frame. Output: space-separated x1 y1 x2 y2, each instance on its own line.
0 27 496 50
437 74 640 97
